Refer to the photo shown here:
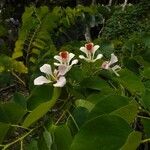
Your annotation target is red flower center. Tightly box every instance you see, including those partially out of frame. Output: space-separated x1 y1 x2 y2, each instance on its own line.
60 51 68 60
85 43 93 51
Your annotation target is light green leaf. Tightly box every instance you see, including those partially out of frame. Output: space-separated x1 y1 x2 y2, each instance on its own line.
111 100 138 124
43 129 53 150
121 131 142 150
75 99 94 111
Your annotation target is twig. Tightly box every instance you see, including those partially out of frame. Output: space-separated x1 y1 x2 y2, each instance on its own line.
0 84 16 93
2 129 34 150
11 71 26 86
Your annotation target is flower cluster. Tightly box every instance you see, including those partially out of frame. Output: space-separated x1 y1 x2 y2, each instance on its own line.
34 51 78 87
34 42 121 87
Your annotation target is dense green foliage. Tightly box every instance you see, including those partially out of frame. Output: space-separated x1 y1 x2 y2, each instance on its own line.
0 0 150 149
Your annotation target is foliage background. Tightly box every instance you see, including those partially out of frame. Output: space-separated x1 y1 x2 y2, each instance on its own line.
0 0 150 149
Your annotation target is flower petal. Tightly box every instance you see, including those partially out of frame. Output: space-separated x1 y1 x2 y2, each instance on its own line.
93 54 103 62
93 45 100 55
79 55 91 62
34 76 51 85
68 53 75 64
53 76 66 87
80 47 88 57
54 55 62 63
101 61 110 69
110 53 118 65
58 65 68 76
40 64 52 75
79 55 86 59
54 62 61 66
70 59 78 66
111 65 121 76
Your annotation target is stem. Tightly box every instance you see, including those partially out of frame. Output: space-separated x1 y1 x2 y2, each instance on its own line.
137 115 150 120
55 110 66 125
11 124 29 130
11 71 26 86
141 138 150 143
67 110 79 131
20 140 23 150
2 129 34 150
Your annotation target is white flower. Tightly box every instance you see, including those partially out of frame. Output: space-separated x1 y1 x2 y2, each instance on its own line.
101 53 121 76
34 64 67 87
79 42 103 62
54 51 78 72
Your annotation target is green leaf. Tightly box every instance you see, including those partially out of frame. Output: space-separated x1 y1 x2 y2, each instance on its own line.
114 69 145 95
0 55 27 73
27 140 39 150
0 25 7 37
70 115 132 150
0 122 10 144
27 85 53 110
43 129 53 150
0 102 26 123
87 91 115 104
23 88 60 128
52 125 72 150
12 92 27 109
121 131 142 150
111 100 138 124
75 99 94 111
88 95 130 119
141 89 150 111
141 118 150 138
142 67 150 79
81 77 112 91
98 40 114 58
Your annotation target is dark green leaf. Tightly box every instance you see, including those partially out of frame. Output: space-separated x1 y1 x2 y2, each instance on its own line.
27 85 53 110
114 69 145 95
70 115 132 150
52 125 72 150
0 102 26 123
88 95 130 119
0 122 10 144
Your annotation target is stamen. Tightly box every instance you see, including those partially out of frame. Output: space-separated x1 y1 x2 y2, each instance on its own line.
60 51 68 60
85 43 93 51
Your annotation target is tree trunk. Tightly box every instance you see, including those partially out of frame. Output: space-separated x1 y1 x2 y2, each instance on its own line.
122 0 128 11
108 0 113 6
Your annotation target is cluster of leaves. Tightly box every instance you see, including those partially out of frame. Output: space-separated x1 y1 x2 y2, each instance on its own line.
102 0 150 40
